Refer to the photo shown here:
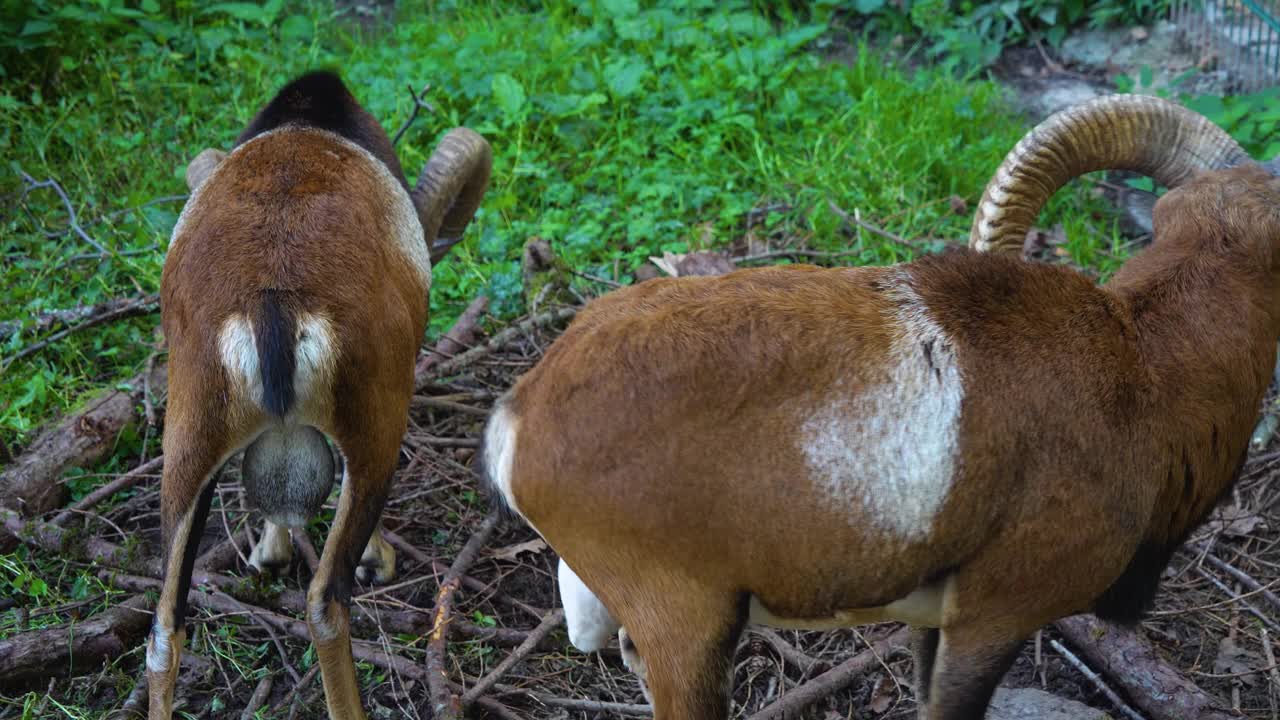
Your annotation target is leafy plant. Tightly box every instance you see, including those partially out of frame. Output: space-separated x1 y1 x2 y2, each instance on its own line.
845 0 1172 71
2 0 1115 470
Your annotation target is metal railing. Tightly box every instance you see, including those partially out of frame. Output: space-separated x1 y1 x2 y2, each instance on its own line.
1172 0 1280 92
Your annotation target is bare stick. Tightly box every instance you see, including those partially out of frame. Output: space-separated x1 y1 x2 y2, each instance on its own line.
827 200 940 250
752 627 828 674
426 510 502 720
0 294 159 338
1048 638 1147 720
239 675 273 720
290 527 321 575
18 170 110 254
267 665 317 719
462 608 565 706
411 395 490 416
1195 545 1280 614
425 307 578 384
416 295 488 378
488 681 652 716
51 455 163 526
391 82 436 146
746 627 910 720
194 528 252 572
2 293 159 367
1055 615 1236 720
1192 565 1280 633
1262 628 1279 720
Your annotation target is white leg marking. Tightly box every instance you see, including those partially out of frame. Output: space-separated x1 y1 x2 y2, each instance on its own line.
145 623 175 673
619 627 653 704
558 558 620 653
248 520 293 574
799 270 963 539
483 402 523 518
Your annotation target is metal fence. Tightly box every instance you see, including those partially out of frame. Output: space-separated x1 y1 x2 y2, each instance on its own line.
1172 0 1280 92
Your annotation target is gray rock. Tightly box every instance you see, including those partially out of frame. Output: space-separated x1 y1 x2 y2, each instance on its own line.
986 688 1114 720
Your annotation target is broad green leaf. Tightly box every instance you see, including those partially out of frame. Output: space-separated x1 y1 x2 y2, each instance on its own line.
491 73 527 120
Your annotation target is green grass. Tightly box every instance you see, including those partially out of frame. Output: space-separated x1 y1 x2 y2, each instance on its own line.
1 0 1115 453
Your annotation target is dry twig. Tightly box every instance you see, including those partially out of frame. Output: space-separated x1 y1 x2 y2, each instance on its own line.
461 608 565 706
745 626 909 720
391 82 436 146
426 510 501 720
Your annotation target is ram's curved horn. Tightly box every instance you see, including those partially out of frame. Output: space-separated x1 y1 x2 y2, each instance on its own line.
970 94 1249 253
411 127 493 263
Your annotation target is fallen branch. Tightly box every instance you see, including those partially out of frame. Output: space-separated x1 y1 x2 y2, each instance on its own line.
1 507 162 578
1195 545 1280 615
0 295 159 339
1048 638 1147 720
427 510 501 720
2 293 159 367
461 608 565 707
1 361 167 516
51 455 163 527
415 295 488 378
424 307 578 385
752 627 828 674
488 682 652 717
0 594 152 687
1055 615 1236 720
745 626 910 720
239 675 273 720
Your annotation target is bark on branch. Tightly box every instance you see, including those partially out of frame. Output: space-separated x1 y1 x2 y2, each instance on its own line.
1054 615 1236 720
0 595 152 688
1 361 166 516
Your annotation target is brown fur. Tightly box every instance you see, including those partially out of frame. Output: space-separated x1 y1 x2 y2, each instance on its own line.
146 71 491 720
495 164 1280 720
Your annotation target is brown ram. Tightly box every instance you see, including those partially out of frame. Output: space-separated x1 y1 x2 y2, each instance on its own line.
481 94 1280 719
147 71 491 720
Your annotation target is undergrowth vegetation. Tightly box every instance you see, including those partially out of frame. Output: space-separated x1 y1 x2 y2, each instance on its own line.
3 2 1269 717
5 1 1121 460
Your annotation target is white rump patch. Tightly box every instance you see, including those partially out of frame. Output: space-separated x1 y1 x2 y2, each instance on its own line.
293 314 337 406
217 312 336 414
218 315 261 403
799 270 963 539
558 558 620 653
483 401 522 518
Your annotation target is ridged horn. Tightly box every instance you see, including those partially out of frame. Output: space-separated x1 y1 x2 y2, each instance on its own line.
970 94 1249 254
411 127 493 264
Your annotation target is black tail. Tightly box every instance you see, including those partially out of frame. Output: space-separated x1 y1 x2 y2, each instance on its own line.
254 289 296 417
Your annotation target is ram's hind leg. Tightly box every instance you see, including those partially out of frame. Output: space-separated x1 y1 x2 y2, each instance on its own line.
620 591 747 720
308 391 404 720
911 627 941 706
922 623 1025 720
147 401 231 718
